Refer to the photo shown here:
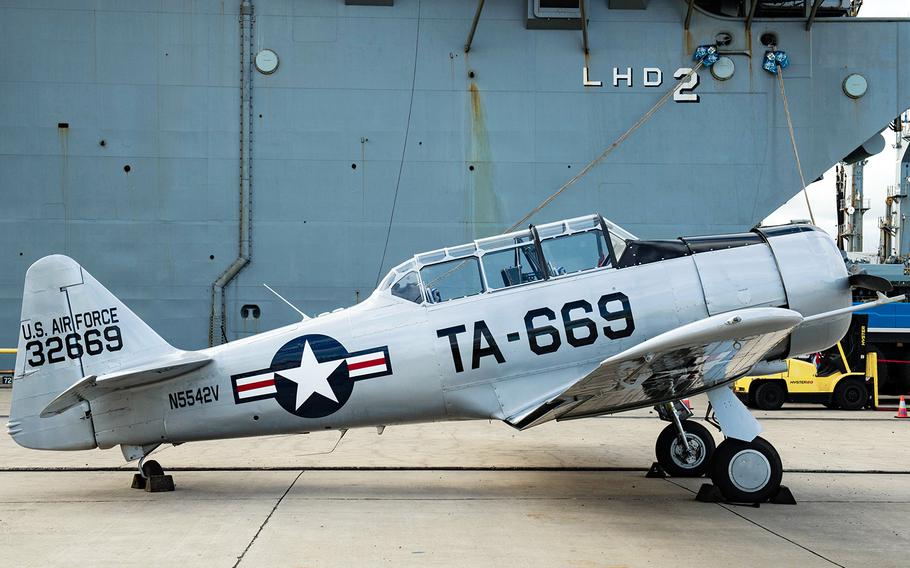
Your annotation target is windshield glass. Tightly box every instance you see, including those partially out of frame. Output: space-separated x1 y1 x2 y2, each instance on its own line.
421 258 484 303
390 271 423 303
542 229 611 276
378 214 634 300
610 232 627 260
482 244 546 289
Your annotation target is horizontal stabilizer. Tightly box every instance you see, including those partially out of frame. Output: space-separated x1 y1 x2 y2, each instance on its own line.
40 351 211 417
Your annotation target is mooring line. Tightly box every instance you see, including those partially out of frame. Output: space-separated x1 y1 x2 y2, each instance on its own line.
777 65 816 225
507 61 704 232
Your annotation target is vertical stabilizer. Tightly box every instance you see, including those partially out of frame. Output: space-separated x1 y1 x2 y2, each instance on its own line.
8 255 175 450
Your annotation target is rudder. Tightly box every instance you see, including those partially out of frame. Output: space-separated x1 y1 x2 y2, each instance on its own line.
8 255 175 450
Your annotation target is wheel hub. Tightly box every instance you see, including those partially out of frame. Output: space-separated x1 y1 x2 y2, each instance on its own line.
670 434 705 468
728 449 771 492
845 387 861 403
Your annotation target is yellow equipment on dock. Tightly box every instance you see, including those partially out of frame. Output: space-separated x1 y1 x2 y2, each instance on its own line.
734 342 873 410
1 348 14 387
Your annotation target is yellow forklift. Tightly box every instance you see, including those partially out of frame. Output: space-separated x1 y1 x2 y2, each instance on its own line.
734 341 872 410
735 310 910 410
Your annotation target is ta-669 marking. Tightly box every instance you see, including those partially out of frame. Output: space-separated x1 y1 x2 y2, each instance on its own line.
436 292 635 372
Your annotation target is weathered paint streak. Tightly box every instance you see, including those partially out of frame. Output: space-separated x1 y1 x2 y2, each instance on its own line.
468 82 500 238
58 126 69 253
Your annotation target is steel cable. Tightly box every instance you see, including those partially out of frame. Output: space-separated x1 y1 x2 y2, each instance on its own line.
506 61 705 233
376 0 421 285
776 66 817 225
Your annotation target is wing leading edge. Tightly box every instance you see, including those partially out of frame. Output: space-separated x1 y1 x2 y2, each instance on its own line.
506 307 803 430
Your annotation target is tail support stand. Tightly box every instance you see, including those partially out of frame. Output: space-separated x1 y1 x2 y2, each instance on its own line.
126 445 175 492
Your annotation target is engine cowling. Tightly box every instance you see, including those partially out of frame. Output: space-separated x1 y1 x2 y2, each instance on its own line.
757 225 852 357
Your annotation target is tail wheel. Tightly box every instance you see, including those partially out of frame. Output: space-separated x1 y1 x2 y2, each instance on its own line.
710 436 783 503
752 381 786 410
655 420 716 477
834 379 868 410
141 460 164 478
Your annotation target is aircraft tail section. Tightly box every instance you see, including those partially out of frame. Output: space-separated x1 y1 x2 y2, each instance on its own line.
8 255 177 450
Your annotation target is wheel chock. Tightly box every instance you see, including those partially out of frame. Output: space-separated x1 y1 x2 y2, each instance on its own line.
694 483 796 506
144 474 175 492
131 474 146 490
769 485 797 505
645 462 667 478
695 483 725 502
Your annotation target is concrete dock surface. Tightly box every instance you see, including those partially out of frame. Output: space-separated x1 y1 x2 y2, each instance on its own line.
1 391 908 567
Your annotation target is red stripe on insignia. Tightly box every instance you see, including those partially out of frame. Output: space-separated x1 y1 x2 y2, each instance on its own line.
237 378 275 392
348 357 385 371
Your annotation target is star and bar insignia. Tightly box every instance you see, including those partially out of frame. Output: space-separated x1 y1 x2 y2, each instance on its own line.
230 334 392 419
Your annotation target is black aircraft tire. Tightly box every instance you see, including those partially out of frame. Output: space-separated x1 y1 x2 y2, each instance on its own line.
745 389 758 409
142 460 165 477
710 437 782 503
753 381 786 411
655 420 716 478
834 379 868 411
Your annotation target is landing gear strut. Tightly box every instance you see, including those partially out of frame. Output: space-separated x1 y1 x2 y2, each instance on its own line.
653 402 715 477
650 389 792 504
699 386 789 504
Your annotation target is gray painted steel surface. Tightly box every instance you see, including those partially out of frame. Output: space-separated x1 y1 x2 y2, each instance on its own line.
1 0 908 349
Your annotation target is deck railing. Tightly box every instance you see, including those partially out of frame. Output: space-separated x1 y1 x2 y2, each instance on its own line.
1 348 14 387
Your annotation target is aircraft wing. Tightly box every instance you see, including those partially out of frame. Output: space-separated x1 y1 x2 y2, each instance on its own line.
506 307 803 430
39 351 212 417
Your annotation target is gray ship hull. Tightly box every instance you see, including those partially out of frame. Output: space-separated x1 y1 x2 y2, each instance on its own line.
1 0 909 349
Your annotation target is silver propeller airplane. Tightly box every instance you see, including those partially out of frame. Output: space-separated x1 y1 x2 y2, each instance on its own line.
7 214 902 501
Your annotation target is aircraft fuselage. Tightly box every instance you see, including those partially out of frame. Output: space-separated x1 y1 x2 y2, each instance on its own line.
80 224 850 449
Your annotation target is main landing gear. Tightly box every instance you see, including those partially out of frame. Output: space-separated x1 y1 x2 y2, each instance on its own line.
652 387 789 504
123 444 175 492
708 436 782 503
654 402 715 477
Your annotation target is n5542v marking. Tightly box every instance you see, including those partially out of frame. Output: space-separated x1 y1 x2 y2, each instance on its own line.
169 386 220 410
436 292 634 372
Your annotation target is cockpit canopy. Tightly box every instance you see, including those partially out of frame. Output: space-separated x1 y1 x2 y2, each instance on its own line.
377 214 635 305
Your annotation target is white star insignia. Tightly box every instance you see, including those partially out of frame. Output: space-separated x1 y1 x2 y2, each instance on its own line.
275 341 343 410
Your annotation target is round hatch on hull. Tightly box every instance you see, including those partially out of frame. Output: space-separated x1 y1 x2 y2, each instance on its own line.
255 49 279 75
843 73 868 99
711 57 735 81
